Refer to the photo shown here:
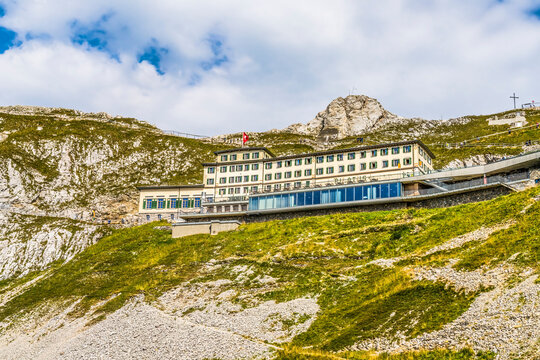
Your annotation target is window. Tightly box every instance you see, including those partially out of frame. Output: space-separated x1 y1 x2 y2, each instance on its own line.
295 159 302 166
305 180 311 187
229 165 235 172
348 164 356 172
251 175 259 181
403 157 412 165
360 151 367 158
381 148 388 155
276 161 283 168
236 165 243 171
235 176 242 183
371 150 378 157
285 171 292 178
220 166 227 173
316 168 323 175
316 156 324 163
370 162 377 169
219 177 226 184
182 198 189 208
220 155 228 161
392 147 400 154
392 159 400 167
305 158 312 165
265 174 272 181
146 215 150 221
244 164 250 171
403 145 412 153
252 163 259 170
243 187 249 193
219 189 226 195
284 183 291 190
265 163 272 169
294 181 302 188
382 160 389 168
230 154 237 161
158 214 162 220
236 187 241 194
275 173 282 180
294 170 302 177
326 155 334 162
244 176 249 182
228 188 234 194
207 167 215 174
337 154 343 161
274 184 281 190
251 186 258 192
338 165 345 173
229 176 235 183
194 197 201 207
207 178 214 185
158 198 165 209
326 167 334 174
360 163 366 170
243 153 250 160
145 199 152 209
170 198 177 208
252 152 259 159
285 160 292 167
348 152 356 160
265 185 271 191
304 169 312 176
171 214 175 220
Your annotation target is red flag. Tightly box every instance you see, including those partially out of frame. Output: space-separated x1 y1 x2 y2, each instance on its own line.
243 132 249 144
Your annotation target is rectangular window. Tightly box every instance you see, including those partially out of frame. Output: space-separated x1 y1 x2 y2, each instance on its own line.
284 183 291 190
285 171 292 178
348 152 356 160
316 168 323 175
207 167 215 174
265 174 272 180
229 165 235 172
338 165 345 173
326 167 334 174
403 157 412 165
252 152 259 159
243 187 249 193
207 178 215 185
251 186 258 192
219 189 226 195
170 198 177 208
304 169 312 176
243 153 250 160
220 155 228 161
276 161 282 168
244 176 249 182
182 198 189 208
360 151 367 158
274 184 281 190
370 162 378 169
220 166 227 173
244 164 250 171
230 154 237 161
145 199 152 209
371 150 378 157
294 170 301 177
382 160 389 168
265 185 271 191
228 188 234 194
229 176 235 183
360 163 366 170
294 181 302 188
235 176 242 183
295 159 302 166
392 159 400 167
251 175 258 181
275 173 282 180
194 197 201 207
219 177 226 184
252 163 259 170
348 164 356 171
326 155 334 162
316 156 324 163
236 165 243 171
305 158 312 165
285 160 292 167
337 154 343 161
381 148 388 155
392 147 400 154
403 145 412 153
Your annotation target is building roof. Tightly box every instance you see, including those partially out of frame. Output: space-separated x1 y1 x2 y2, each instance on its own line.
213 147 276 157
137 184 204 190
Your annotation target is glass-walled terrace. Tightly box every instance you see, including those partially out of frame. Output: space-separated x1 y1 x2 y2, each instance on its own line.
248 182 402 211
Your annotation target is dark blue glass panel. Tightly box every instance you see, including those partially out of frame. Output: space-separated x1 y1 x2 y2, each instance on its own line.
330 189 337 203
314 190 321 205
306 191 313 205
363 185 369 200
337 188 345 202
346 187 354 201
298 192 305 206
389 183 398 197
381 183 389 198
322 190 329 204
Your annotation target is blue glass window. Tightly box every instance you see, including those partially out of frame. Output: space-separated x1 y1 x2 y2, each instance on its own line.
337 188 345 202
182 198 189 208
381 183 389 198
313 191 321 205
170 198 177 208
346 187 354 201
146 199 152 208
321 190 329 204
298 192 305 206
194 198 201 208
158 198 165 209
306 191 313 205
329 189 337 203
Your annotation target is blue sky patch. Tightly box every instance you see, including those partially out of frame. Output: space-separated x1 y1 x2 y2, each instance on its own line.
530 7 540 19
0 26 19 54
200 34 229 71
70 13 119 60
0 4 5 18
138 41 169 75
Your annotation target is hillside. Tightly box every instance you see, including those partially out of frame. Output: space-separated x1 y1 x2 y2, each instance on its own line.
0 186 538 359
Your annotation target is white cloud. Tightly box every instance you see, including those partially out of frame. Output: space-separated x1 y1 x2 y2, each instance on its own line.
0 0 539 135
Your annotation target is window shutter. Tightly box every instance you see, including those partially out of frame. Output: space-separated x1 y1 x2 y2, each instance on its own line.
167 200 170 208
142 200 146 209
152 200 157 209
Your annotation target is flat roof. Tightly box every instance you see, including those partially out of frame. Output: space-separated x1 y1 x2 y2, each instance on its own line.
214 147 276 157
137 184 204 190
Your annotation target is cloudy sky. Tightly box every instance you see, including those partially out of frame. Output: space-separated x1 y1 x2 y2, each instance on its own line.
0 1 539 135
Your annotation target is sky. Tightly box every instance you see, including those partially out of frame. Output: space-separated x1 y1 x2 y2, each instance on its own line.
0 1 539 135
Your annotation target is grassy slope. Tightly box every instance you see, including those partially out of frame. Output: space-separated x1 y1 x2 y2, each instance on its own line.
1 186 538 359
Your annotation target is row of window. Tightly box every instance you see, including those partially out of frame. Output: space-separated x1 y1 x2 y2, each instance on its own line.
418 148 432 165
214 175 259 185
208 163 261 174
249 182 403 210
216 181 314 195
142 197 203 209
220 152 260 162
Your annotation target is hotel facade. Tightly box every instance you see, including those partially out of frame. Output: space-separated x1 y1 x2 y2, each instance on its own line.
138 140 435 221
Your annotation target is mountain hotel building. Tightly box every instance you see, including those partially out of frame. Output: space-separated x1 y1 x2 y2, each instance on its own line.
138 140 435 221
